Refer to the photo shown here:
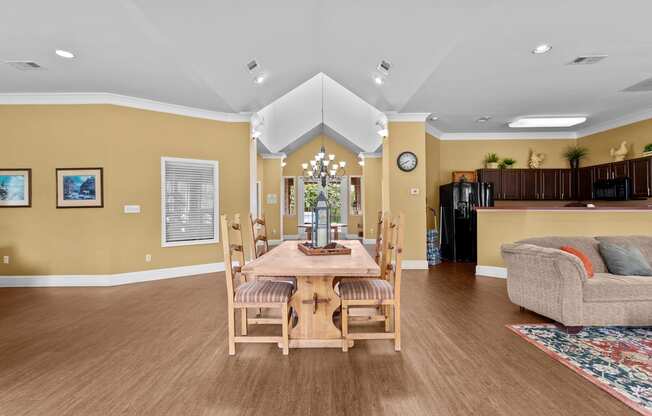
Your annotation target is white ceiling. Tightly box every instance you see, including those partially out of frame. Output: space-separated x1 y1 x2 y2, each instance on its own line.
2 0 652 136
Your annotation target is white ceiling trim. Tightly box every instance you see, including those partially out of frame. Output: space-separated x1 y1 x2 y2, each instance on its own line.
385 112 429 122
438 131 577 141
0 92 250 123
360 152 382 159
425 123 443 139
261 153 286 159
575 107 652 138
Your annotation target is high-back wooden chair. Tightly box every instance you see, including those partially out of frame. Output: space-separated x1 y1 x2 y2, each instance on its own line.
340 212 404 352
221 214 292 355
374 211 385 264
249 213 269 259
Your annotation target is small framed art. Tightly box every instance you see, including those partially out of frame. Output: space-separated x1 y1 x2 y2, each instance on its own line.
0 169 31 207
56 168 104 208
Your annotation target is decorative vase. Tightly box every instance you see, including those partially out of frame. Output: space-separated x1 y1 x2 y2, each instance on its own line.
486 162 499 169
569 159 580 170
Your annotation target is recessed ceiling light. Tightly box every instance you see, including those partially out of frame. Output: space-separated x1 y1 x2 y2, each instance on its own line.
428 115 439 121
372 74 385 85
253 74 266 84
55 49 75 59
476 116 491 123
531 44 552 54
509 117 587 128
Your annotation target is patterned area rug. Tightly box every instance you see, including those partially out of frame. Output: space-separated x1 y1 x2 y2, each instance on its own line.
508 324 651 415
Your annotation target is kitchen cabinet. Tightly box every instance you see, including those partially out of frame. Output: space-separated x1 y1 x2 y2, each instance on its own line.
578 167 593 200
612 161 629 178
540 169 560 200
520 170 539 200
476 169 502 199
559 169 576 200
501 169 521 200
629 157 651 198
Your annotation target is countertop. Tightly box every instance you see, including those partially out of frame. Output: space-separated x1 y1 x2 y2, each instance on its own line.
476 205 652 212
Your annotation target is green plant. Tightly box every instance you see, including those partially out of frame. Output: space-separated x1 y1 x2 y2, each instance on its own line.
502 158 516 166
484 153 499 163
644 143 652 153
563 145 589 161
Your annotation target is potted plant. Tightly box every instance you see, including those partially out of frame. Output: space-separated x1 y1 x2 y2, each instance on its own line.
500 158 516 169
643 143 652 157
563 145 589 169
484 153 500 169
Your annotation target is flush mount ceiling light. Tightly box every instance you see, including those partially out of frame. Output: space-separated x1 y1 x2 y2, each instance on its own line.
428 115 439 121
532 44 552 54
372 74 385 85
253 74 266 84
246 58 267 85
55 49 75 59
508 117 587 128
476 116 491 123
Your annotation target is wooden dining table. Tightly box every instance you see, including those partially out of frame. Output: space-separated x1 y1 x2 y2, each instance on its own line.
241 240 380 349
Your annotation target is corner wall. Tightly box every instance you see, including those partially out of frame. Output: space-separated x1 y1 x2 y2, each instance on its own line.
0 105 250 276
578 119 652 166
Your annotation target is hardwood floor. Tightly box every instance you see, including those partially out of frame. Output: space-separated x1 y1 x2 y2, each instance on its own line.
0 263 636 415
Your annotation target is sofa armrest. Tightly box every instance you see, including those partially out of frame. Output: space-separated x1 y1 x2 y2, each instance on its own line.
501 243 587 325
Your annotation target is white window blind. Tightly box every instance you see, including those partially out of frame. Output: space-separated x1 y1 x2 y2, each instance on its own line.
161 157 219 247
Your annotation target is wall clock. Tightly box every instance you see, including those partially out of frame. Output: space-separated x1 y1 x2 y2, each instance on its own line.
397 151 418 172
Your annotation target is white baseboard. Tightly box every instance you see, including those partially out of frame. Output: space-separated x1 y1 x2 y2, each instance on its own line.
402 260 428 270
475 265 507 279
363 238 376 245
0 262 225 287
268 239 282 246
346 234 362 240
283 234 300 240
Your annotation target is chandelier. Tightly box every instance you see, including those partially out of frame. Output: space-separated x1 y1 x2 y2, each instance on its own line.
301 144 346 187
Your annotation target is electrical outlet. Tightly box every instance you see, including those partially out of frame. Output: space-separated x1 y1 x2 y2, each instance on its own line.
410 188 420 195
2 256 8 264
145 254 152 263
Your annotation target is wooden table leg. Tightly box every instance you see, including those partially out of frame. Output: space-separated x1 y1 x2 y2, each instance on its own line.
288 275 353 348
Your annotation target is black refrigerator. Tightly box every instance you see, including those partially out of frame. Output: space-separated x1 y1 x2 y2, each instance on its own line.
439 182 494 262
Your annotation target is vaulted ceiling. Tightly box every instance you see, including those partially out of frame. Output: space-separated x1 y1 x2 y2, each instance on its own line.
2 0 652 136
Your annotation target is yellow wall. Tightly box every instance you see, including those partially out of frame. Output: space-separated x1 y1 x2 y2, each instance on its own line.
477 209 652 267
386 122 427 261
425 133 441 229
262 158 282 240
0 105 250 276
281 134 362 237
579 119 652 166
362 157 382 240
439 139 576 184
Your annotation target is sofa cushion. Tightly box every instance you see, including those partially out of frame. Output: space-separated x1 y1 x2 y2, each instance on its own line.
598 242 652 276
596 236 652 263
516 237 606 273
560 245 594 277
583 273 652 302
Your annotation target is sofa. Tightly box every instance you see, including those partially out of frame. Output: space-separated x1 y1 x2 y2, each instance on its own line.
501 236 652 327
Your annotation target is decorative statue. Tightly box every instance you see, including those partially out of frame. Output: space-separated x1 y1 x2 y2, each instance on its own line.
610 141 629 162
528 150 545 169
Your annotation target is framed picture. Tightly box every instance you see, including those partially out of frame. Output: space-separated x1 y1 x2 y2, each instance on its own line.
452 171 477 182
0 169 31 207
56 168 104 208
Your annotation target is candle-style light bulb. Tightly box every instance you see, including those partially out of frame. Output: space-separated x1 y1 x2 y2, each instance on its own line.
330 170 336 176
328 154 335 160
310 160 316 166
302 163 308 170
332 163 339 170
323 160 330 166
339 160 346 167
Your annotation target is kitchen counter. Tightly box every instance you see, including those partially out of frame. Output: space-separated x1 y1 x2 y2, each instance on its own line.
477 205 652 212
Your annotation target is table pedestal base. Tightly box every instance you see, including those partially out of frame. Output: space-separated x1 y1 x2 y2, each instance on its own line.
279 339 354 349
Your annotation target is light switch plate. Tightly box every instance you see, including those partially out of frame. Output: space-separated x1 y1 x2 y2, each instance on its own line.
124 205 141 214
266 194 278 204
410 188 420 195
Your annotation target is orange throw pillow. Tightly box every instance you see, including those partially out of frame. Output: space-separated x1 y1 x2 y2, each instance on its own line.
560 245 594 278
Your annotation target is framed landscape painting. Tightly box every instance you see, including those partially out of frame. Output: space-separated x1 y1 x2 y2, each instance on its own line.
56 168 104 208
0 169 31 207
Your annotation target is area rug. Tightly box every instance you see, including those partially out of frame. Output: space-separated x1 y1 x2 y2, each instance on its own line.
508 324 651 415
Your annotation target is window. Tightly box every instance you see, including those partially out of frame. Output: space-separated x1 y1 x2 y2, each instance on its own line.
303 180 343 224
350 176 362 216
161 157 219 247
283 177 296 216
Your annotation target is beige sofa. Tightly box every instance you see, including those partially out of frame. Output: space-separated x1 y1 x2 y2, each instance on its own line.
501 236 652 327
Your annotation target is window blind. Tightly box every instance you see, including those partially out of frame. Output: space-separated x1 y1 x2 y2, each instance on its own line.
161 158 219 246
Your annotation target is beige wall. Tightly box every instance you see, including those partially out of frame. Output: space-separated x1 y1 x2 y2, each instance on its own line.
281 134 362 237
262 158 282 240
385 122 427 261
579 119 652 166
425 133 441 229
0 105 250 276
362 157 382 240
477 209 652 267
439 139 576 184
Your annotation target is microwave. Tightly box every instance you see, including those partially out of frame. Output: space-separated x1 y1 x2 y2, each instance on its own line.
592 177 630 201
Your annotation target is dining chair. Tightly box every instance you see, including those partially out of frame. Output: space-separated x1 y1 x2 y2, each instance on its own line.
340 212 404 352
373 210 385 264
221 214 292 355
249 213 269 259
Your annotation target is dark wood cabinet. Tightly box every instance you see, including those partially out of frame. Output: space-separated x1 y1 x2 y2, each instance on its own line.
559 169 576 200
578 167 593 200
612 161 629 178
629 157 651 198
592 163 612 181
501 170 521 200
540 169 560 200
477 169 502 199
520 170 539 200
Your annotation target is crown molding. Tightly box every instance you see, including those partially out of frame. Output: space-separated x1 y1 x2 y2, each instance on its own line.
425 123 444 139
0 92 250 123
438 131 577 141
360 152 382 159
261 152 286 159
385 112 429 122
575 107 652 138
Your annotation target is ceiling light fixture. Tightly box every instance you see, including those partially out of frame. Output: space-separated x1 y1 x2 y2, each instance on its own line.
476 116 491 123
428 115 439 121
55 49 75 59
253 74 266 85
532 44 552 54
373 74 385 85
509 117 587 128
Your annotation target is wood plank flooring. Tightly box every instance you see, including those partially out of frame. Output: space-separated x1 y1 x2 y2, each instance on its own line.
0 263 636 415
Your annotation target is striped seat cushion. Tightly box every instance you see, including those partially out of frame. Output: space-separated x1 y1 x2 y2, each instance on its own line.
340 279 394 301
235 280 293 304
255 276 297 288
